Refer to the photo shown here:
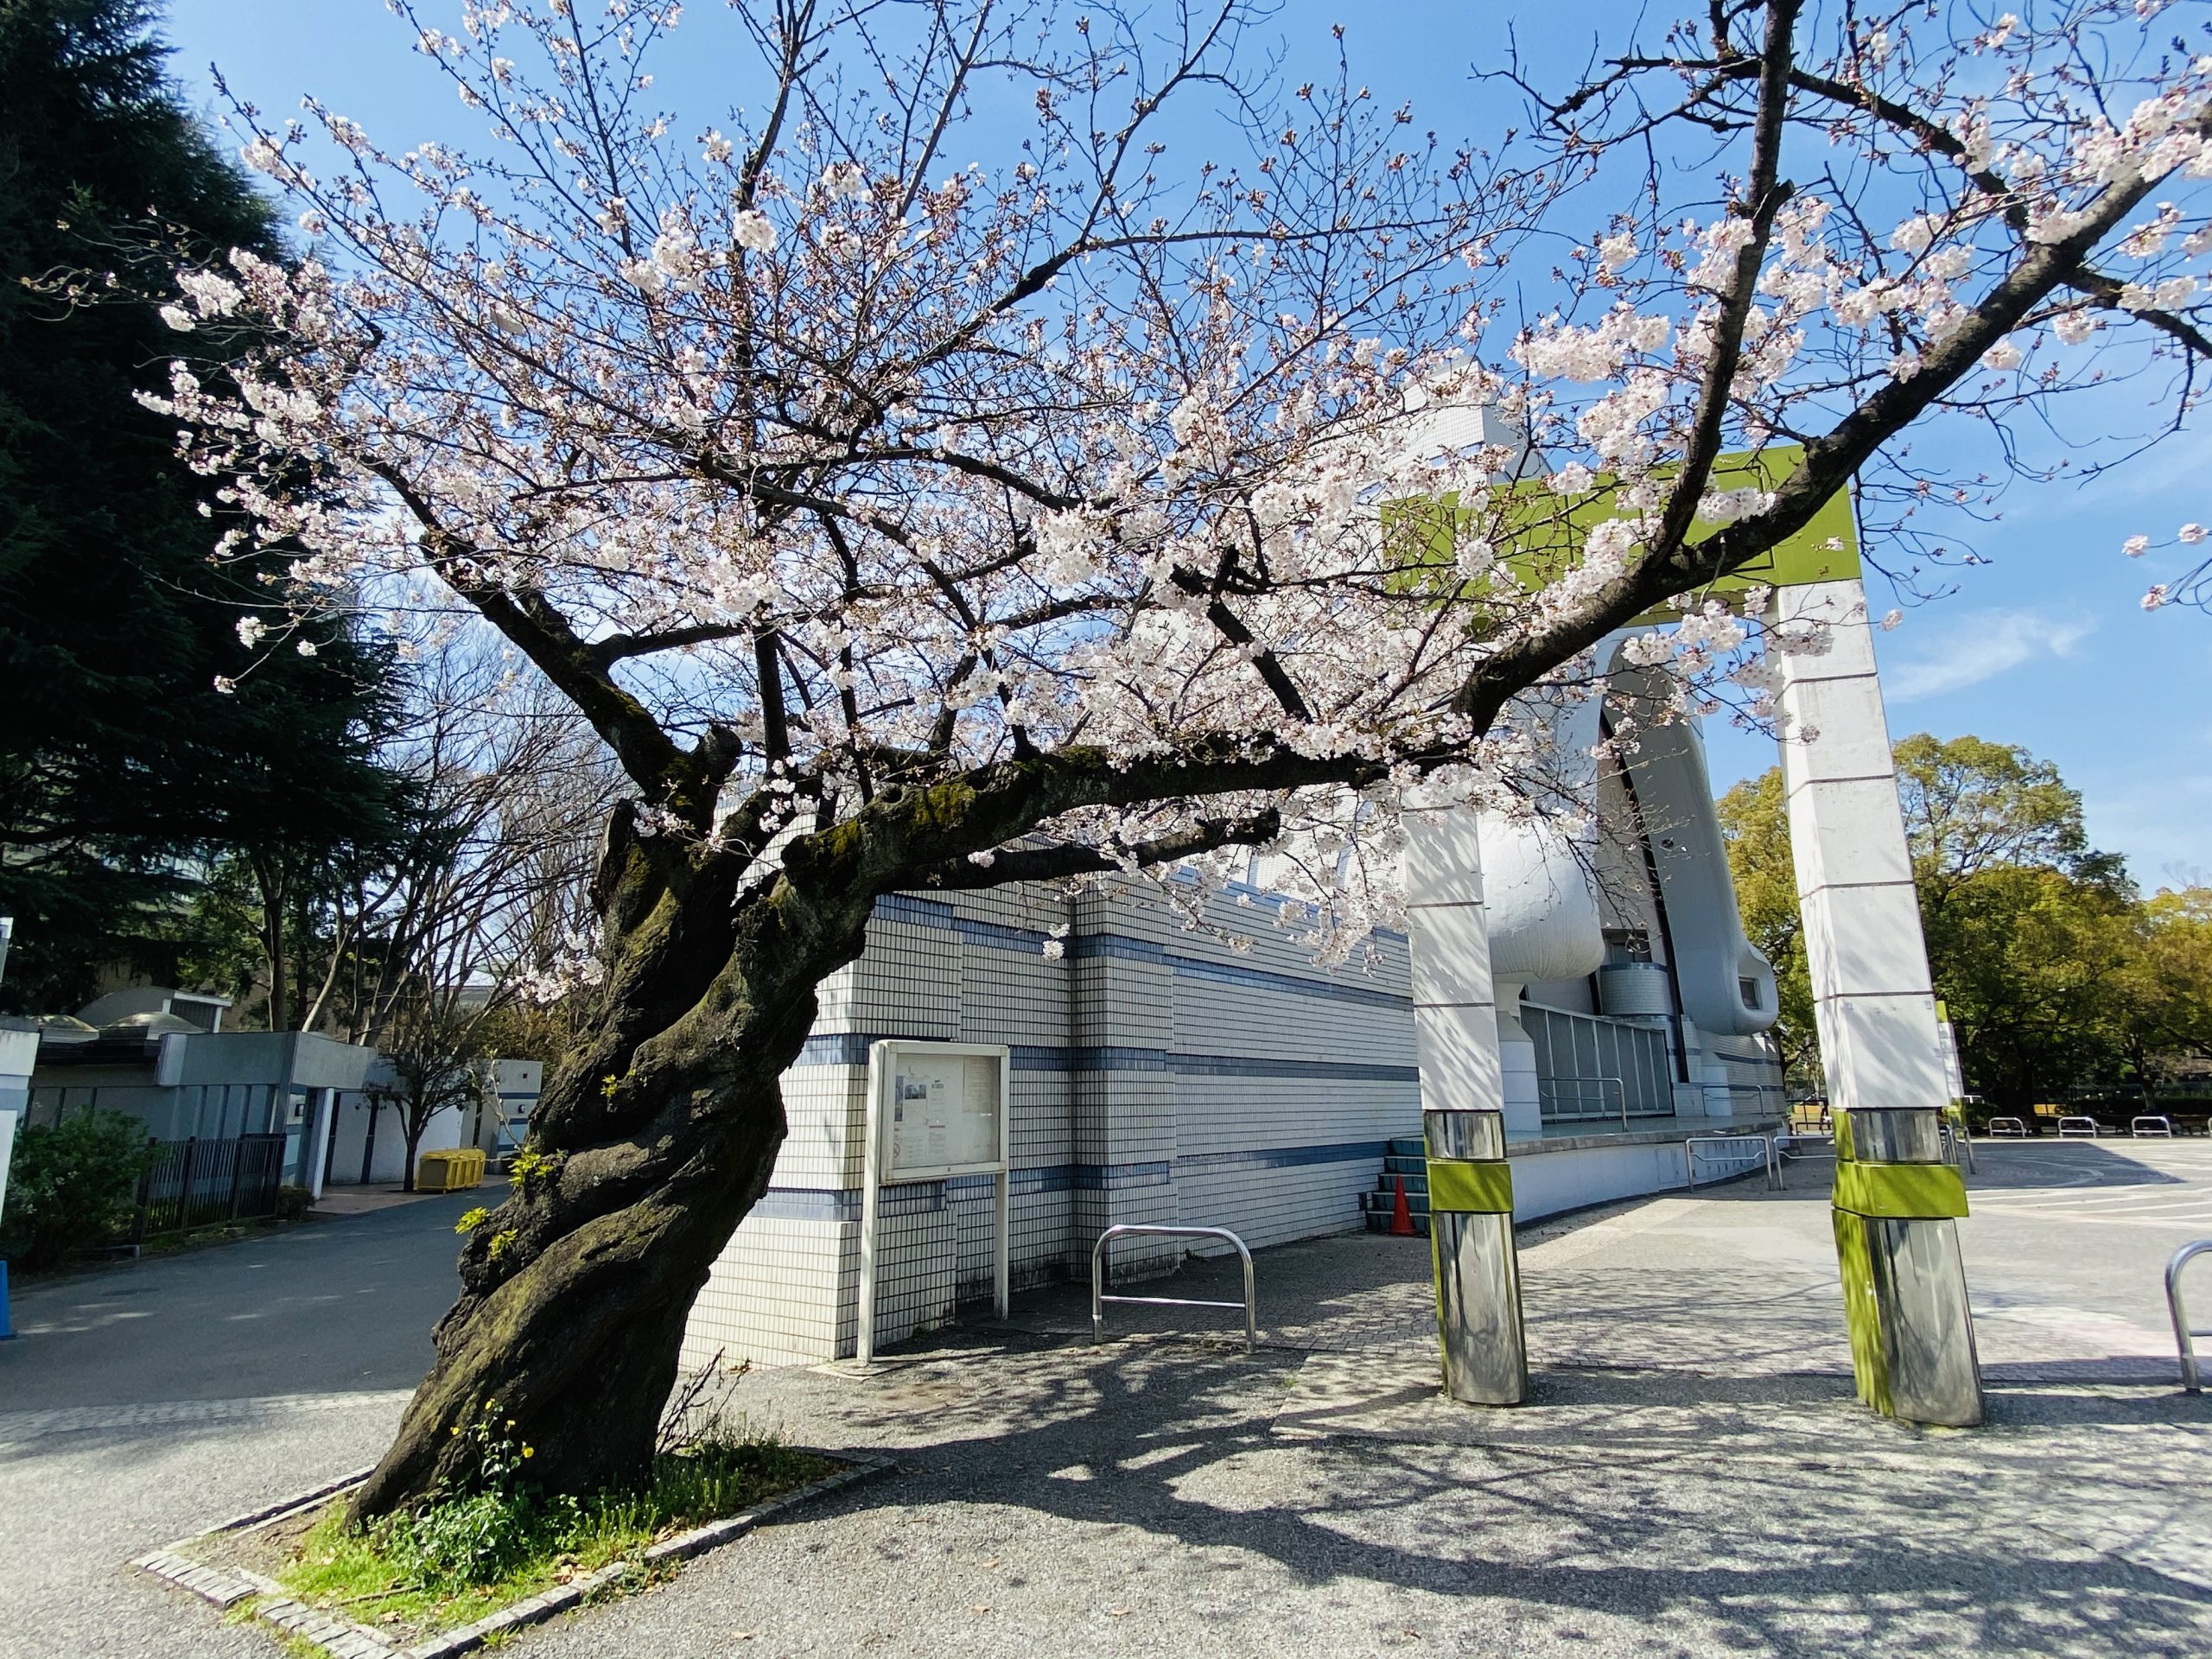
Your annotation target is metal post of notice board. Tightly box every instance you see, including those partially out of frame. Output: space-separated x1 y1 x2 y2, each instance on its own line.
855 1040 1011 1366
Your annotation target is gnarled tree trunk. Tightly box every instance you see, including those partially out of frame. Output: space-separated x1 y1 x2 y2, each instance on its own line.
350 753 1349 1519
350 805 874 1517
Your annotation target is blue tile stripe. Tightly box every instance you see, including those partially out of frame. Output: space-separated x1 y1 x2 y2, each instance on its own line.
1160 1052 1417 1082
793 1033 1417 1084
1160 952 1408 1009
1173 1139 1389 1172
868 893 1408 1009
752 1140 1389 1225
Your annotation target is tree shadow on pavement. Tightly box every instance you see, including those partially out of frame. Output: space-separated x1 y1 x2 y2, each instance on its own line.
1967 1141 2194 1189
740 1324 2212 1658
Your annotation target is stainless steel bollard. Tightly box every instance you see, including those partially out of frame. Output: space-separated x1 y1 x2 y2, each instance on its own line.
1424 1107 1528 1405
1832 1107 1984 1427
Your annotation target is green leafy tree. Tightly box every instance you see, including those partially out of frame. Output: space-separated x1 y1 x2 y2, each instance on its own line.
1894 734 2133 1109
1891 734 2090 912
0 0 407 1013
1922 864 2132 1112
1715 767 1817 1090
2109 887 2212 1107
1727 736 2141 1114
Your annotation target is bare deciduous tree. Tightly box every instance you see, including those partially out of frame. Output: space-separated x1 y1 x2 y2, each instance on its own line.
320 621 619 1181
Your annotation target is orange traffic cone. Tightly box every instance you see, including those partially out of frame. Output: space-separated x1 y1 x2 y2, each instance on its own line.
1389 1174 1416 1236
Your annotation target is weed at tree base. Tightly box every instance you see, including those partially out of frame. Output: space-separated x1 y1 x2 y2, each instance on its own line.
270 1424 831 1640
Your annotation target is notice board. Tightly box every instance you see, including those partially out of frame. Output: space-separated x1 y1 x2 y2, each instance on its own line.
869 1041 1009 1182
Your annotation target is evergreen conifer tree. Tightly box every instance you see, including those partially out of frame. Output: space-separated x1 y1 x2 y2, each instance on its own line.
0 0 406 1014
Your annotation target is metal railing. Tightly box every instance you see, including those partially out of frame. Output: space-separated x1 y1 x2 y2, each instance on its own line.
1939 1116 1977 1173
1523 1002 1673 1125
2166 1240 2212 1393
1090 1224 1256 1349
2134 1116 2175 1138
1685 1132 1781 1191
2057 1116 2100 1139
1776 1128 1834 1165
1693 1079 1790 1120
1542 1075 1630 1132
1987 1116 2027 1137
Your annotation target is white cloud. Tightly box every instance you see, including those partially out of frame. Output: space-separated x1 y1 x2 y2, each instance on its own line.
1884 607 2094 703
2085 771 2212 888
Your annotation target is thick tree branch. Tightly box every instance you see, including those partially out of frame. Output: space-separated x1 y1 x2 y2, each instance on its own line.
2063 268 2212 358
779 738 1395 904
587 623 752 664
1168 568 1314 721
1643 0 1799 567
1453 58 2212 734
361 460 703 803
909 806 1281 890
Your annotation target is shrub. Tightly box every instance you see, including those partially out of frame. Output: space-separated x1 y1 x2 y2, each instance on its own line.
276 1183 313 1222
0 1112 156 1269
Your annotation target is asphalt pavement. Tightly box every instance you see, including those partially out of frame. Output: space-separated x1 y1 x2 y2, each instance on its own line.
0 1194 474 1658
3 1191 474 1411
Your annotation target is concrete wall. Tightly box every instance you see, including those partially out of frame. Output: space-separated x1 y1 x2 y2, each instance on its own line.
680 875 1423 1369
1509 1132 1769 1221
679 851 1787 1370
323 1091 473 1187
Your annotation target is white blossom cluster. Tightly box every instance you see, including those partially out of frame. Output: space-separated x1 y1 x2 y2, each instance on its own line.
143 0 2212 955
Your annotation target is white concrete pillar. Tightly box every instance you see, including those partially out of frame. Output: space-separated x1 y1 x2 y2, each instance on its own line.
1768 579 1949 1113
1489 991 1543 1137
1770 576 1981 1426
1403 807 1513 1129
303 1087 335 1200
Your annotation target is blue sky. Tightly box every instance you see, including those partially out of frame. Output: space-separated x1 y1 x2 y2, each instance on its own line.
151 1 2210 887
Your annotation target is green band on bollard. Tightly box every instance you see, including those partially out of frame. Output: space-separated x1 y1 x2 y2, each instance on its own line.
1427 1157 1514 1214
1832 1160 1967 1219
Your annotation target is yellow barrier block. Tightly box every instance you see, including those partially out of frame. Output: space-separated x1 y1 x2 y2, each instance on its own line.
417 1147 486 1192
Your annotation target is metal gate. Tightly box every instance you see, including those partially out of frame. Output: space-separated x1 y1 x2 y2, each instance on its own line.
134 1134 287 1242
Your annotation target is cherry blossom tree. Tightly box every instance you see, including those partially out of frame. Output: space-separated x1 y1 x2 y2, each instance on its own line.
150 0 2212 1513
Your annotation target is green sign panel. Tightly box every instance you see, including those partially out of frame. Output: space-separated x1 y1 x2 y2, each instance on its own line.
1382 443 1858 622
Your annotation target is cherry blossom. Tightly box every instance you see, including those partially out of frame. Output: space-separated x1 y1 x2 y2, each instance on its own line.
136 0 2212 1515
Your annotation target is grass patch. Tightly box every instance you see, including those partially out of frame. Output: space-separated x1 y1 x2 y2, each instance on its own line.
269 1433 834 1643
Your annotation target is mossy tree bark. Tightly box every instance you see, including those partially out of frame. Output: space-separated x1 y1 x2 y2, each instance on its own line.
346 744 1351 1520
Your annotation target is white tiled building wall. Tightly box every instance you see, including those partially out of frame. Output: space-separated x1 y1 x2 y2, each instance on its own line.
679 875 1422 1368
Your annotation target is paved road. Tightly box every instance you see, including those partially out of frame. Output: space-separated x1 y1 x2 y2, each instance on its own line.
520 1343 2212 1659
1019 1141 2212 1382
2 1191 474 1412
3 1149 2209 1659
0 1195 473 1659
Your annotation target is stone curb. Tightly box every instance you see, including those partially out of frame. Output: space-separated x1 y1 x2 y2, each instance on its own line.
132 1548 261 1612
133 1451 897 1659
404 1454 897 1659
213 1465 382 1535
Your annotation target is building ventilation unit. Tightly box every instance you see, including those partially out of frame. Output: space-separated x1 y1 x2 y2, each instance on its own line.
1596 962 1673 1019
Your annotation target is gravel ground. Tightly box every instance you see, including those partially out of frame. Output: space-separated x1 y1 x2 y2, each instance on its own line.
504 1339 2212 1659
3 1146 2209 1659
